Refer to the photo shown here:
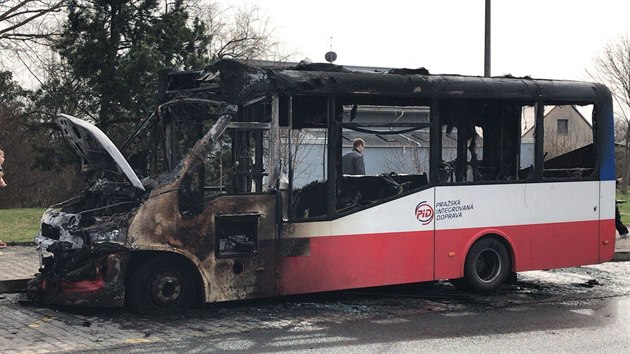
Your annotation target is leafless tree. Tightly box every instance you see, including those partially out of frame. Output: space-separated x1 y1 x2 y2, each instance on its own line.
543 131 592 161
193 2 292 62
0 0 64 81
279 128 325 187
382 141 430 174
0 0 62 45
587 33 630 192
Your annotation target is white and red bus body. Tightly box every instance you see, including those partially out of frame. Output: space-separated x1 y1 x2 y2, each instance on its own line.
278 180 615 295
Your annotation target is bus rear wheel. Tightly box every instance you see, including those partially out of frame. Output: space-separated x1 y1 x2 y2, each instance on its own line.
462 237 510 291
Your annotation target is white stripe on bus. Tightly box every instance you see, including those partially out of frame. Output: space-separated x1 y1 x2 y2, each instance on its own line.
284 180 614 238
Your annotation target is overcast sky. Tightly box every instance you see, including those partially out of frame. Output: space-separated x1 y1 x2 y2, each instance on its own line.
218 0 630 81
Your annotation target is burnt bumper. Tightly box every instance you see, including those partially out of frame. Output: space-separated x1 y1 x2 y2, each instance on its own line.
27 250 130 308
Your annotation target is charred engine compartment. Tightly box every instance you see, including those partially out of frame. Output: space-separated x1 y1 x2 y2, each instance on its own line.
38 178 143 248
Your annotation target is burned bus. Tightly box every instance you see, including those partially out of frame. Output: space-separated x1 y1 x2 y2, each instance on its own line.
28 59 617 313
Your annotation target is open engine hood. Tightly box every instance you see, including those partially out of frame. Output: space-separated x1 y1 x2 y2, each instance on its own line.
55 114 145 191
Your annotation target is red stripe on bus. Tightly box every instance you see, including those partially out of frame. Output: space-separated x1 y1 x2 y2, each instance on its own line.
277 219 615 296
278 230 434 295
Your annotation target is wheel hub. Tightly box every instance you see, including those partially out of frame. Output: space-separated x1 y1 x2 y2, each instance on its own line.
150 273 182 306
476 249 501 283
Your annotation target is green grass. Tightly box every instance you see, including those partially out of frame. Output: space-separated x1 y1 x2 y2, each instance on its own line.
0 208 45 243
617 192 630 226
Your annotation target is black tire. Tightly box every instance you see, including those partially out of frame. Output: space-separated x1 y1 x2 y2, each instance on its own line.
126 255 198 314
462 237 510 291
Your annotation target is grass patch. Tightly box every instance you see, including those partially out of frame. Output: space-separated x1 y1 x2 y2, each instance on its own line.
617 192 630 226
0 208 45 243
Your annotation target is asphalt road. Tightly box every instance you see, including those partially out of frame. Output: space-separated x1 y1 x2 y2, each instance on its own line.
2 262 630 353
131 296 630 353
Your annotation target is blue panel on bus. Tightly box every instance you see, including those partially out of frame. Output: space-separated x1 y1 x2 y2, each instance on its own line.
600 103 616 181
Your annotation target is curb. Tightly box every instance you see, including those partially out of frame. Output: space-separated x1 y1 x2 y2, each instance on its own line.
0 278 31 294
4 242 35 247
612 252 630 262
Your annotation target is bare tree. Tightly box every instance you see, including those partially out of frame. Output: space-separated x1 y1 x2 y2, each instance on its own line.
382 140 429 174
279 128 326 187
0 0 64 85
193 2 292 62
0 0 63 45
543 130 592 160
587 33 630 192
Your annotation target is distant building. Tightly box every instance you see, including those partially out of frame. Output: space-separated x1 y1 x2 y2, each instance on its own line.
520 105 593 166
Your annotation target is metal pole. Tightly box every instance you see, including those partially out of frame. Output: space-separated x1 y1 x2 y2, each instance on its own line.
484 0 491 77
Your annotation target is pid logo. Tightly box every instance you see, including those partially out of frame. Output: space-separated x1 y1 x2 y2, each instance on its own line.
415 201 434 225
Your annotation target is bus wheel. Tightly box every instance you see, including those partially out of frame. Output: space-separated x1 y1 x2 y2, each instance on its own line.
462 237 510 291
126 255 197 314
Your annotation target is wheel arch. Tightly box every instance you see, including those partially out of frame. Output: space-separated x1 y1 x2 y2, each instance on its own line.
463 230 516 274
125 250 206 305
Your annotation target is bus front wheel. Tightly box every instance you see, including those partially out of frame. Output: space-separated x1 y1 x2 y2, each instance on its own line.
126 255 198 314
461 237 510 291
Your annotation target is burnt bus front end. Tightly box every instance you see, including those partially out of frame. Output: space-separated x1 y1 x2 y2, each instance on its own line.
27 100 239 311
29 188 138 307
26 113 149 307
27 59 279 313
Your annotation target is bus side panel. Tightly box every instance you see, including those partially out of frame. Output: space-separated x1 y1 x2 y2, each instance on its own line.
277 231 434 295
599 219 615 262
434 226 528 280
528 182 599 269
277 189 435 296
434 220 601 280
434 184 532 279
434 182 601 278
528 220 599 269
599 180 616 262
598 97 616 262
